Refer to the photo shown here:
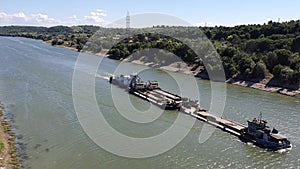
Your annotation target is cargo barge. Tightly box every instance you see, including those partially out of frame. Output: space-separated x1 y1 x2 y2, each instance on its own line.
109 74 182 110
109 74 291 151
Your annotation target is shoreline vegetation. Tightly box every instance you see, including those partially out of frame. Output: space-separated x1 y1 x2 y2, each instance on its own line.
0 103 19 169
50 40 300 98
0 21 299 98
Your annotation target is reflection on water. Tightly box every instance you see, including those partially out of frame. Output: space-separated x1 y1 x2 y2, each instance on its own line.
0 37 299 168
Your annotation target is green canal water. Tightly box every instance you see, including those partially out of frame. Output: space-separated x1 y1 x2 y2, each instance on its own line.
0 36 299 168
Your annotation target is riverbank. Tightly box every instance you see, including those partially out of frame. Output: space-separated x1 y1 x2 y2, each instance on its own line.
226 77 300 98
122 54 300 98
0 103 19 169
46 41 300 98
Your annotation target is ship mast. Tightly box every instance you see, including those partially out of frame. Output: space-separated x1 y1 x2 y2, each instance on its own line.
258 112 263 123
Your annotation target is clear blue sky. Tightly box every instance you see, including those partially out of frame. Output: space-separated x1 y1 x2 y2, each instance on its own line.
0 0 299 27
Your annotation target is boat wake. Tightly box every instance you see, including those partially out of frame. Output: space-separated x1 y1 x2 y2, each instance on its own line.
242 140 292 153
277 144 292 153
95 73 111 81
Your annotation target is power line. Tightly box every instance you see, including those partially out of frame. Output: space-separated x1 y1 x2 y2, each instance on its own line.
126 11 130 38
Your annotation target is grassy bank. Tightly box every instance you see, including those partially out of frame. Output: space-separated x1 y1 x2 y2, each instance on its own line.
0 103 19 169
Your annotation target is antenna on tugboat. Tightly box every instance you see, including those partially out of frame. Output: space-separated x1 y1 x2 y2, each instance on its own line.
258 112 263 123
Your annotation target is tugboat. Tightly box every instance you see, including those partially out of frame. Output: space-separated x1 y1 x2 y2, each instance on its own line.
109 74 135 89
240 113 291 150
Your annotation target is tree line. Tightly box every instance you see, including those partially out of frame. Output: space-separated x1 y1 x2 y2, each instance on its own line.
0 20 299 87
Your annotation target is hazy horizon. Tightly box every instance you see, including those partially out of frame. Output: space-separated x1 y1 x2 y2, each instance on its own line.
1 0 300 27
1 18 299 29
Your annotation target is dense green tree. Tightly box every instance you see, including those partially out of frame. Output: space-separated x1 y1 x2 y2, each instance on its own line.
274 49 292 66
272 64 294 81
291 71 300 84
238 57 255 77
51 39 58 46
76 44 83 52
266 51 278 71
292 36 300 53
252 60 268 79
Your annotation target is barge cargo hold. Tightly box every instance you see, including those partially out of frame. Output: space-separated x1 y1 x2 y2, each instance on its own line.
109 74 291 151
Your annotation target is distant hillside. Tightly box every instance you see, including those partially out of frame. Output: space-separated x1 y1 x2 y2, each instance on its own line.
0 20 299 88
